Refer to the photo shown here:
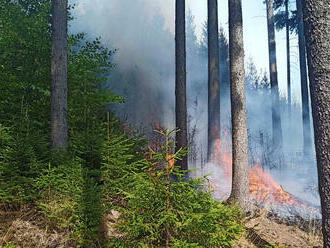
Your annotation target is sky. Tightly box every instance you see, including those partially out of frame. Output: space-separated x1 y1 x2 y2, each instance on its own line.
73 0 302 104
187 0 301 103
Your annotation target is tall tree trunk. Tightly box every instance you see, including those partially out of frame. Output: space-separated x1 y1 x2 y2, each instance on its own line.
296 0 312 156
285 0 291 117
207 0 221 161
228 0 249 208
266 0 283 149
175 0 188 170
51 0 68 149
302 0 330 246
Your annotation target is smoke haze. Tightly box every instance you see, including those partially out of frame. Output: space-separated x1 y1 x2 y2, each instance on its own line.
70 0 320 211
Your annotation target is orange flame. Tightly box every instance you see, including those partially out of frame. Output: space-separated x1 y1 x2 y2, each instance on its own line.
249 165 303 206
210 138 302 207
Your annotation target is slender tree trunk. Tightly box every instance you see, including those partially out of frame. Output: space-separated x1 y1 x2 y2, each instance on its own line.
302 0 330 246
266 0 283 149
228 0 249 208
175 0 188 170
51 0 68 149
207 0 221 161
296 0 312 156
285 0 291 117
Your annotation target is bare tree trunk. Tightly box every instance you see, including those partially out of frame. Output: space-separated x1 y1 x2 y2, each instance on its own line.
228 0 250 209
175 0 188 170
302 0 330 246
296 0 312 156
285 0 291 117
51 0 68 149
266 0 283 149
207 0 221 161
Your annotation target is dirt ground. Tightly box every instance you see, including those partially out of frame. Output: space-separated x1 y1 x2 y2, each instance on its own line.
0 207 323 248
234 210 323 248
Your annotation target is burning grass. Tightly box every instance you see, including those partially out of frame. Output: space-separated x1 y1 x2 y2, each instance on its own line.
206 138 321 220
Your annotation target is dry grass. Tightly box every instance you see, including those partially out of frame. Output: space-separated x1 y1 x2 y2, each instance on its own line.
0 207 73 248
0 207 323 248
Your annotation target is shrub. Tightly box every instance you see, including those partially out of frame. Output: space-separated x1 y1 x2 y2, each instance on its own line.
101 117 147 205
106 129 243 248
35 155 84 230
0 125 45 206
35 153 104 247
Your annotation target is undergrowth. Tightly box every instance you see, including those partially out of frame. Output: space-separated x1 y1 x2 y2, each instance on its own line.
104 129 243 248
0 1 243 247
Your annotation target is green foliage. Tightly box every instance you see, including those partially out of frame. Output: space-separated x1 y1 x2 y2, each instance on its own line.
0 0 119 204
106 130 243 248
0 125 46 205
35 154 104 247
0 2 244 247
0 0 119 246
35 155 84 230
101 117 147 204
3 243 20 248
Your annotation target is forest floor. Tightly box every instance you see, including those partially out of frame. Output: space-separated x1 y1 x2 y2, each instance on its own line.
0 207 323 248
234 209 322 248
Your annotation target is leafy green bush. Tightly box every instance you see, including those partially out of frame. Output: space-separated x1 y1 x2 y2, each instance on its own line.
105 130 243 248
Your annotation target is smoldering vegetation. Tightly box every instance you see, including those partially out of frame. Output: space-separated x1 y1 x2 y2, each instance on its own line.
71 0 320 210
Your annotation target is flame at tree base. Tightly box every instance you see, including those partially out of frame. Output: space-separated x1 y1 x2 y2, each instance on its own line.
249 165 304 207
209 139 305 207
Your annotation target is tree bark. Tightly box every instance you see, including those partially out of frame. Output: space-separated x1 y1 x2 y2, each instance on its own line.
51 0 68 149
207 0 221 161
228 0 250 209
296 0 312 156
285 0 291 117
266 0 283 149
175 0 188 170
302 0 330 246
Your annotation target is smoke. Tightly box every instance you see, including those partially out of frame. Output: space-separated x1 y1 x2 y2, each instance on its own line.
71 0 176 132
202 162 231 200
70 0 320 210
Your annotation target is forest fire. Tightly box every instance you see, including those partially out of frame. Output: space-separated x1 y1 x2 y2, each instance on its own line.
249 165 303 207
150 126 305 208
210 138 304 207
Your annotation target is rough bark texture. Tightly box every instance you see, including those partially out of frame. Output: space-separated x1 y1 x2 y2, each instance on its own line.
228 0 250 208
296 0 312 156
175 0 188 170
285 0 291 116
302 0 330 246
51 0 68 149
266 0 283 149
207 0 221 161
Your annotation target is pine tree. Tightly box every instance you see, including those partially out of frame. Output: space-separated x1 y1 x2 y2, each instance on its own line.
207 0 221 161
296 0 312 156
274 0 312 155
302 0 330 245
51 0 68 149
228 0 250 208
266 0 283 149
175 0 188 170
284 0 291 116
